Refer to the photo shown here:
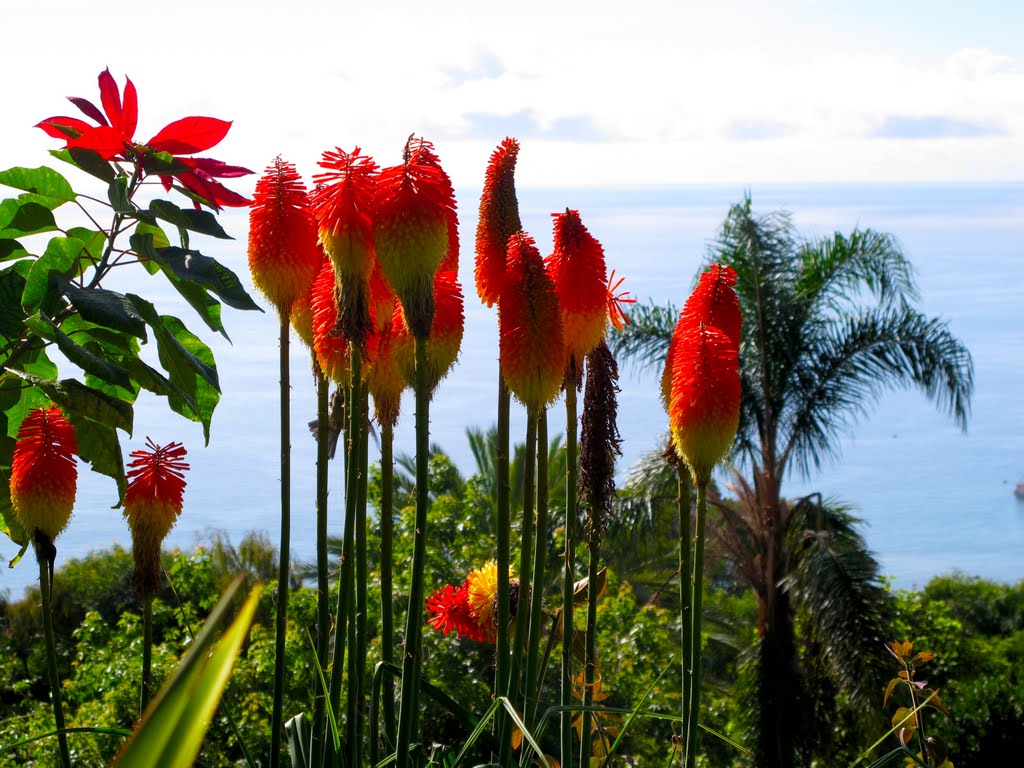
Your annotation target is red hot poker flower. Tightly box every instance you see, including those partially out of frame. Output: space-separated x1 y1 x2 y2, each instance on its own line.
546 209 608 367
37 69 251 209
9 406 78 542
406 140 459 274
668 323 740 485
365 306 406 429
392 271 465 397
248 157 322 316
374 136 457 339
122 438 189 595
475 138 522 307
499 232 565 411
310 260 352 385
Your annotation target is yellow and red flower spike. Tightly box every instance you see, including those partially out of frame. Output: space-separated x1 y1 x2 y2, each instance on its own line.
122 439 189 595
9 406 78 542
426 582 486 642
374 136 456 339
248 157 322 315
546 209 608 367
310 260 351 385
499 232 565 410
291 246 329 351
682 264 741 348
406 140 460 274
312 148 379 346
466 560 500 643
392 271 465 396
606 269 635 332
475 138 522 307
365 308 406 429
668 323 741 485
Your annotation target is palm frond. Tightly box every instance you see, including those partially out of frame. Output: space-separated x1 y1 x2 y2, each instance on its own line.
604 300 676 375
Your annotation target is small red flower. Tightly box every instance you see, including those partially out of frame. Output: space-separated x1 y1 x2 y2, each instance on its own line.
606 269 635 332
37 69 251 209
9 406 78 541
248 157 322 315
475 138 522 307
545 209 607 366
426 582 485 642
499 232 565 410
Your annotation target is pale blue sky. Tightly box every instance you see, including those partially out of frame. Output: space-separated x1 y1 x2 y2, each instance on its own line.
1 1 1022 186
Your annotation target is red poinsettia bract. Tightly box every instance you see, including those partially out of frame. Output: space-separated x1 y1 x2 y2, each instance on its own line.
9 406 78 541
37 68 251 209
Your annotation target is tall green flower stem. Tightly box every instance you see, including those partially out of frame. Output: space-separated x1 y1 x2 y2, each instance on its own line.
353 390 371 763
579 516 601 768
271 311 292 768
36 537 70 768
395 335 431 768
524 408 550 724
141 594 154 712
677 462 692 756
311 363 330 768
499 405 538 768
683 481 709 768
494 373 512 754
561 377 579 768
380 420 397 746
327 350 360 766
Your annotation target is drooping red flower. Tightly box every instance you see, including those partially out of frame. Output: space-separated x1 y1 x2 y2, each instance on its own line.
475 138 522 307
248 157 322 316
392 271 465 396
499 232 565 410
668 323 741 485
374 136 457 339
9 406 78 541
37 69 251 209
122 438 189 595
426 582 485 642
546 209 608 367
606 269 635 332
310 260 351 385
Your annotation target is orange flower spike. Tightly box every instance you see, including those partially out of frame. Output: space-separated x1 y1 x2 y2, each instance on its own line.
291 246 328 351
668 323 741 485
392 271 465 396
499 232 565 410
475 138 522 307
365 308 406 429
310 260 351 384
374 136 456 339
606 269 636 332
10 406 78 541
683 264 741 348
122 439 189 594
546 209 608 366
407 140 460 274
369 258 397 336
312 148 379 345
247 157 322 316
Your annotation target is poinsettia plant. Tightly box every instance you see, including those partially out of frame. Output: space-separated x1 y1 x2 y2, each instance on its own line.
0 68 258 564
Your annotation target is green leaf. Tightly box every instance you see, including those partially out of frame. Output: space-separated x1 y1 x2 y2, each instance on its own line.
5 370 133 435
0 262 29 340
24 312 134 392
66 227 107 269
68 410 127 505
0 238 28 263
112 578 261 768
108 176 132 214
50 148 117 183
21 236 84 314
131 233 261 312
0 199 57 238
165 275 229 340
129 295 219 443
59 279 147 338
146 199 232 240
135 222 169 275
0 166 76 208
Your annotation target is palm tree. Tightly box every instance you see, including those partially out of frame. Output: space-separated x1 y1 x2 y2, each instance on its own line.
610 195 974 767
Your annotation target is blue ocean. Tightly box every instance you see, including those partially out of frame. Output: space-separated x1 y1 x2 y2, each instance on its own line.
3 182 1022 598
